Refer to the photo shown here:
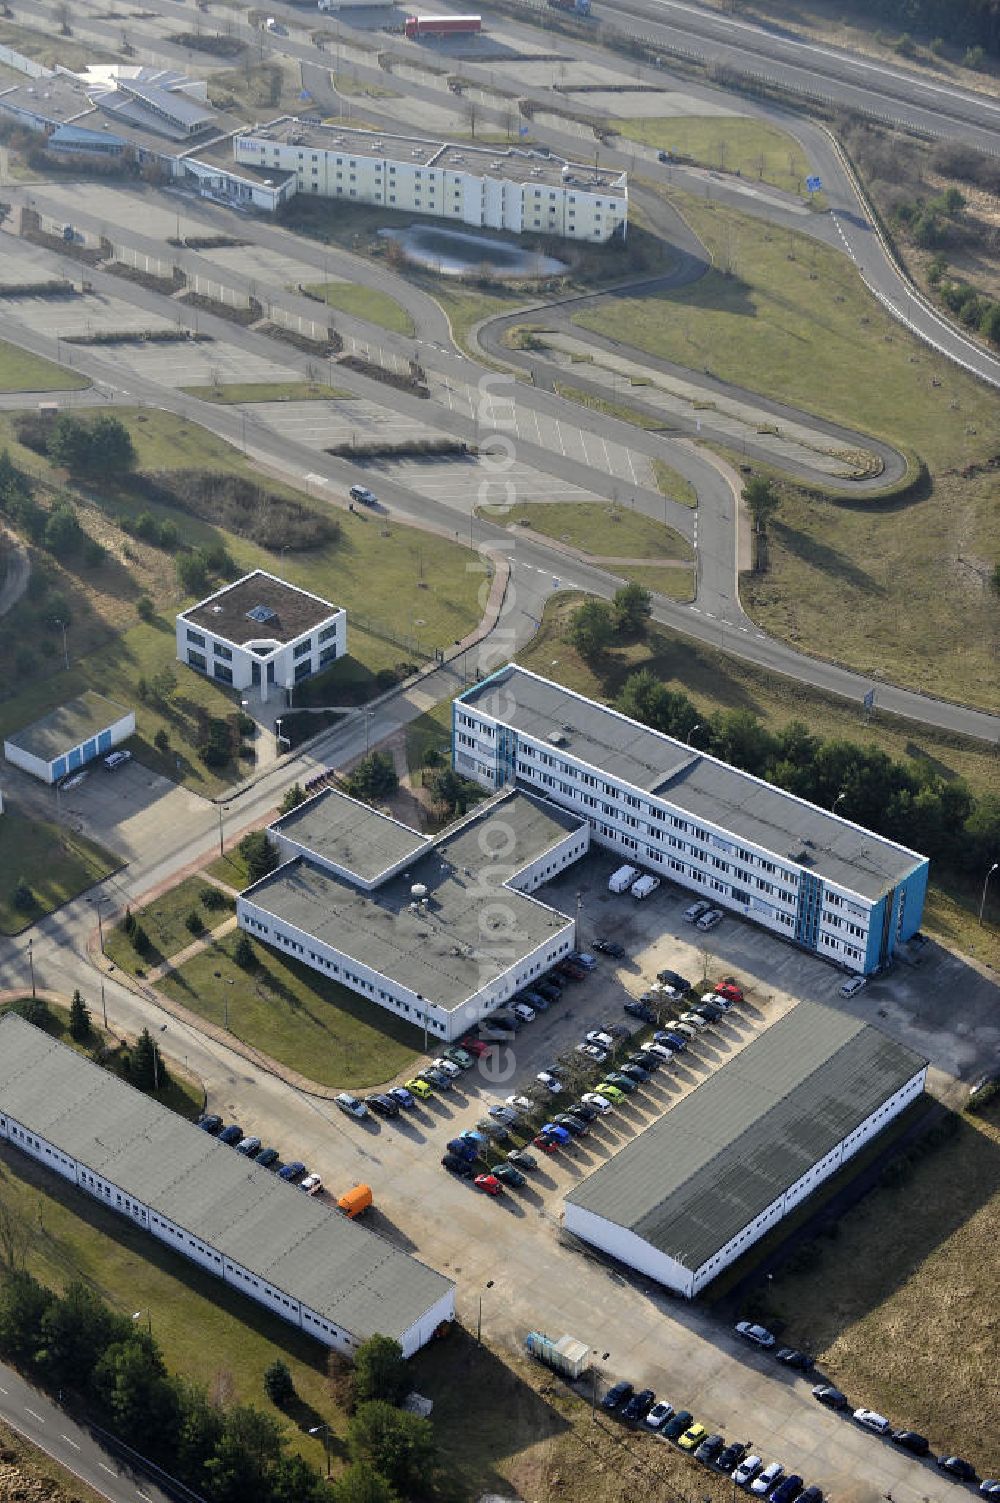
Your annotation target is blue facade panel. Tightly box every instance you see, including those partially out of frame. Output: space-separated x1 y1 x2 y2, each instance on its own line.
898 860 929 944
82 738 97 763
864 894 888 974
794 870 823 951
98 729 112 752
51 756 66 782
67 746 83 771
496 726 517 787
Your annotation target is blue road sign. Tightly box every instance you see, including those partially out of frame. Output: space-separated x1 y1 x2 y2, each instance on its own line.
806 175 823 193
863 689 876 711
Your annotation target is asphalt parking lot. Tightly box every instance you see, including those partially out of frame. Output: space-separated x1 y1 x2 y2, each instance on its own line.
206 850 993 1503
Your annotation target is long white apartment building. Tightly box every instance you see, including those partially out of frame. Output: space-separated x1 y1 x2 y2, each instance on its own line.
454 667 930 976
232 120 628 241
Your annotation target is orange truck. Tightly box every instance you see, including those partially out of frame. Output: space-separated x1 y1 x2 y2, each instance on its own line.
337 1184 373 1220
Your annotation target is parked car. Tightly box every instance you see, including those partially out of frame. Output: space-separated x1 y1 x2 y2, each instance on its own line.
370 1093 401 1117
644 1399 674 1430
390 1086 416 1109
557 960 586 981
585 1030 614 1048
750 1463 784 1496
441 1152 473 1177
629 1051 662 1072
619 1062 650 1083
657 969 691 991
694 1434 725 1465
979 1483 1000 1498
532 1133 561 1153
603 1072 638 1093
733 1455 763 1487
535 982 562 1004
103 750 131 771
771 1474 803 1503
539 1123 571 1144
678 1421 707 1452
697 908 724 931
594 1082 625 1102
568 1100 600 1122
853 1409 891 1435
218 1124 243 1146
474 1173 503 1196
840 974 867 997
601 1381 633 1412
717 1442 747 1472
892 1431 930 1456
811 1384 848 1410
459 1038 491 1058
278 1160 306 1182
431 1056 462 1078
577 1043 609 1063
624 1000 657 1022
235 1135 261 1157
459 1129 487 1147
581 1091 615 1114
536 1071 563 1093
797 1489 822 1503
693 1002 725 1023
554 1112 589 1136
300 1173 323 1196
655 1030 688 1052
446 1137 478 1161
684 899 712 923
715 981 744 1003
476 1117 511 1142
256 1148 279 1169
488 1104 520 1124
335 1093 368 1119
420 1067 452 1090
664 1019 697 1040
644 1042 675 1064
736 1321 776 1348
504 1094 534 1113
662 1409 693 1441
405 1077 434 1100
442 1046 474 1069
774 1347 814 1371
198 1114 223 1134
937 1457 977 1482
621 1388 656 1423
513 1002 536 1023
521 990 550 1011
492 1163 526 1188
507 1148 537 1170
594 940 626 958
679 1010 709 1031
704 989 735 1012
349 483 377 505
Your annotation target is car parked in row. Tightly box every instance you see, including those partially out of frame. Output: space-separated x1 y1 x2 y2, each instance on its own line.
853 1408 891 1435
624 999 657 1023
697 908 724 931
278 1160 306 1182
937 1457 977 1483
811 1384 847 1410
218 1124 243 1146
256 1147 280 1169
750 1462 784 1496
644 1399 674 1430
198 1114 223 1134
736 1321 776 1348
335 1093 368 1119
601 1381 633 1412
774 1347 813 1371
662 1409 694 1441
441 1152 473 1178
366 1094 399 1118
733 1455 763 1487
594 939 625 958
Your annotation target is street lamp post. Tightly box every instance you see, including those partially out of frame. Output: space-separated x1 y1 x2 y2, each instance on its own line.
832 791 848 815
476 1278 494 1345
27 938 35 998
54 618 69 672
980 862 999 926
132 1308 151 1335
217 804 230 857
308 1424 332 1477
686 722 703 747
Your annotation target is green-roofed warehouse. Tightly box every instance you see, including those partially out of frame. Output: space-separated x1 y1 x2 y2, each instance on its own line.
563 1002 927 1297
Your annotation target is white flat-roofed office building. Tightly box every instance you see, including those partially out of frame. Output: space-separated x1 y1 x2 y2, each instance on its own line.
238 787 589 1041
232 120 628 241
454 667 929 976
0 1014 455 1357
176 570 345 704
564 1002 927 1297
3 691 135 785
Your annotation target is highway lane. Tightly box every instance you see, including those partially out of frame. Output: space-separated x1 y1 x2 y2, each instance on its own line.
0 1360 175 1503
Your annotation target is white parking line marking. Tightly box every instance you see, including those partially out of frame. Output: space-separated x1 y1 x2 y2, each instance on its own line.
61 1435 81 1450
99 1462 116 1476
25 1408 45 1424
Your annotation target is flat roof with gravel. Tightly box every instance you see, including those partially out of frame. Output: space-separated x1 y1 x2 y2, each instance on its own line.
271 789 430 883
459 666 925 900
247 791 579 1008
0 1014 453 1345
4 690 131 763
180 570 339 646
566 1003 926 1273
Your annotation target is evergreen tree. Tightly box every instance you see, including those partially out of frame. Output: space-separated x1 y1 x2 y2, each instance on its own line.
331 1464 399 1503
352 1335 409 1406
347 1401 436 1496
131 1028 168 1093
263 1358 296 1408
69 989 91 1041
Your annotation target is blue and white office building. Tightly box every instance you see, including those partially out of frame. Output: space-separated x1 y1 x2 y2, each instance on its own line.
453 667 929 975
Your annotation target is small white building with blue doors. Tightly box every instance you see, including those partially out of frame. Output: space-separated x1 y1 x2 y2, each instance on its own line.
3 691 135 785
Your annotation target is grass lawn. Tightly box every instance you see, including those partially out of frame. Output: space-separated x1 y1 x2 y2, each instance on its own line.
103 875 234 976
0 408 486 793
0 338 89 392
553 381 671 432
331 71 401 98
651 457 697 508
756 1100 1000 1474
303 280 415 336
0 811 120 935
0 18 115 68
617 116 812 195
574 191 1000 709
206 847 252 890
180 380 353 403
430 284 540 362
611 564 696 600
404 701 453 780
157 930 423 1089
476 500 693 561
516 594 1000 966
0 1146 339 1476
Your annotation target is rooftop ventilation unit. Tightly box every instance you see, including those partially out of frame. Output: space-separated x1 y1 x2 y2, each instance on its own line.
211 604 223 613
411 883 428 899
246 604 277 624
548 731 567 746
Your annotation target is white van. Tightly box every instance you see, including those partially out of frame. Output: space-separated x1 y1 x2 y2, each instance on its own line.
631 874 661 901
608 864 639 894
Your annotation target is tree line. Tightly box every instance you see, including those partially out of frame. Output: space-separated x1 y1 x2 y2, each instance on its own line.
0 1269 436 1503
614 668 999 881
835 0 1000 57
